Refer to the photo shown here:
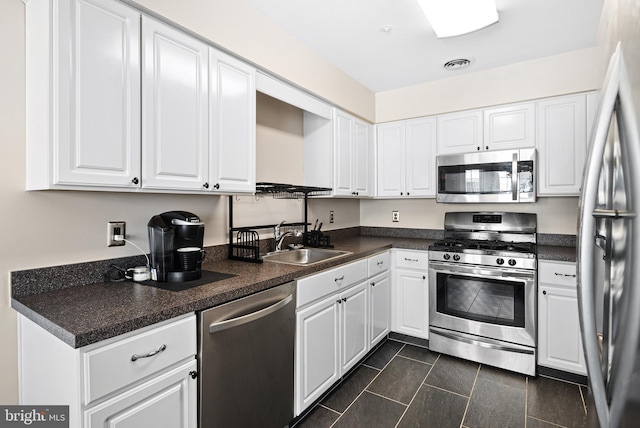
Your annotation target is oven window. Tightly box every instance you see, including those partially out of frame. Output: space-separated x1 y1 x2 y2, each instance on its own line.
438 162 513 194
436 273 525 327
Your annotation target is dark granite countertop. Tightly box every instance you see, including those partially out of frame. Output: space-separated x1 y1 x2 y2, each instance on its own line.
11 234 574 349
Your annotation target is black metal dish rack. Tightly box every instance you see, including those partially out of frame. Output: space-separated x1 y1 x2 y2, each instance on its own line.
228 182 333 263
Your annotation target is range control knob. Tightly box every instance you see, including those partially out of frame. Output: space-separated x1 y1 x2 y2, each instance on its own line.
508 259 517 266
443 253 451 260
496 258 505 265
453 254 461 261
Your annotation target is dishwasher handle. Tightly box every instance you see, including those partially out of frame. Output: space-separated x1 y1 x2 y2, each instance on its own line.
209 294 293 333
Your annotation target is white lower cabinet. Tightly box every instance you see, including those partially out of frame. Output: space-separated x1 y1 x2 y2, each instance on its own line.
369 271 391 347
392 250 429 339
84 359 196 428
295 253 391 416
537 260 587 375
19 314 197 428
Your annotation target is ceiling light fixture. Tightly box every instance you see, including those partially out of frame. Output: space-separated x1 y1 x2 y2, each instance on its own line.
416 0 499 38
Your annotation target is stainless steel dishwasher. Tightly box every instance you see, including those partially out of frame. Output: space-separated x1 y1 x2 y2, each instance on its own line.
198 281 295 428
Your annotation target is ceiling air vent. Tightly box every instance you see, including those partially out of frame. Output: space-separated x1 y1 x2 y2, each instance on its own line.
443 58 472 71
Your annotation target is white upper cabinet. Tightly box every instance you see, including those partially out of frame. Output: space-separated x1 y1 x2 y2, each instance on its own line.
376 117 436 198
209 48 256 193
483 102 536 150
437 103 535 155
536 94 587 196
436 110 483 155
26 0 141 190
333 109 373 197
141 16 209 191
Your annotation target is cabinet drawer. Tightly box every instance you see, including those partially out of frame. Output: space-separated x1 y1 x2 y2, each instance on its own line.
368 251 390 277
394 250 429 270
538 260 577 288
83 314 196 405
297 259 367 308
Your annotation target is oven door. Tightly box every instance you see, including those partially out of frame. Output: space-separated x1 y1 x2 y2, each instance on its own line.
428 261 536 347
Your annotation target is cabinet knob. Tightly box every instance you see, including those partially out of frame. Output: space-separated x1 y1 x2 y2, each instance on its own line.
371 282 375 287
337 300 342 304
213 183 220 190
407 192 410 196
342 298 347 302
131 177 139 185
477 146 481 151
543 290 547 295
203 182 209 189
400 192 404 196
422 275 426 280
485 146 489 150
189 370 198 379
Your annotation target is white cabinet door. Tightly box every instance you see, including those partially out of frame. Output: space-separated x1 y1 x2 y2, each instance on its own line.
537 261 586 375
209 48 256 193
436 110 483 155
333 110 372 197
295 295 340 415
353 118 373 197
340 281 368 373
54 0 141 188
333 109 354 196
376 122 405 197
484 102 535 150
84 359 197 428
405 117 437 197
141 17 209 191
536 94 587 196
369 272 390 347
393 269 429 339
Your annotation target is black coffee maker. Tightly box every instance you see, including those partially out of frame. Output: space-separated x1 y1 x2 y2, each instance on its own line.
148 211 205 282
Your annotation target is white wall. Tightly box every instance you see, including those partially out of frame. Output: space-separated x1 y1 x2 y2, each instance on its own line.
360 198 579 235
375 47 603 123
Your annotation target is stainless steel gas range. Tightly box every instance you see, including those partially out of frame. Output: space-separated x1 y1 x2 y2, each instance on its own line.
428 212 537 376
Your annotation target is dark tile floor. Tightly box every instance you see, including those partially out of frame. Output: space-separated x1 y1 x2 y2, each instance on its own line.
294 339 589 428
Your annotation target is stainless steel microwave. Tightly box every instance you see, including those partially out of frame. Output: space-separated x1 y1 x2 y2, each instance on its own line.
436 148 536 203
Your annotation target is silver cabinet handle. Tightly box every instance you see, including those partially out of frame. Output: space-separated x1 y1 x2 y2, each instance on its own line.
131 344 166 362
404 258 418 262
334 276 345 282
554 272 577 278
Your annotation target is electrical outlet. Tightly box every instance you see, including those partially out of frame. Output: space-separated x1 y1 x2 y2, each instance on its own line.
392 211 400 222
329 211 334 224
107 221 126 247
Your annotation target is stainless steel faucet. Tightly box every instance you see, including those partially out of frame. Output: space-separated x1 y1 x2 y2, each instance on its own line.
274 221 302 252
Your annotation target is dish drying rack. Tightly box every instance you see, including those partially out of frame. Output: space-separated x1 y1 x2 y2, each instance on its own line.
228 182 333 263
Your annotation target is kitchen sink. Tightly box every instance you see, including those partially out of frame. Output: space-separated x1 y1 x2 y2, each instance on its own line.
262 248 352 266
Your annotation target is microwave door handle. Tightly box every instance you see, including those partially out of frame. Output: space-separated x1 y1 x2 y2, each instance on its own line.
512 153 518 201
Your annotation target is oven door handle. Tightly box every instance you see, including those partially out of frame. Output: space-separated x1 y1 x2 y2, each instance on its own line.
428 261 535 280
430 327 535 355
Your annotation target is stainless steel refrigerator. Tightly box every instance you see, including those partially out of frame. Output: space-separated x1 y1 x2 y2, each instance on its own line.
578 42 640 428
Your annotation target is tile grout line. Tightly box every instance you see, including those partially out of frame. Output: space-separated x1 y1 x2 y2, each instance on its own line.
527 415 567 427
392 354 438 428
328 342 406 428
459 363 481 428
578 384 588 414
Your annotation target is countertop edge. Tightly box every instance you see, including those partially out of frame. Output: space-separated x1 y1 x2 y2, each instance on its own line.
12 237 575 348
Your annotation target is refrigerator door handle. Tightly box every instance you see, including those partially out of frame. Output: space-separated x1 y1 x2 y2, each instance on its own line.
606 46 640 428
577 43 621 428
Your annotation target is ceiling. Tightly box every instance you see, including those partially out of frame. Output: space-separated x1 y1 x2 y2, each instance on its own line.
241 0 604 93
